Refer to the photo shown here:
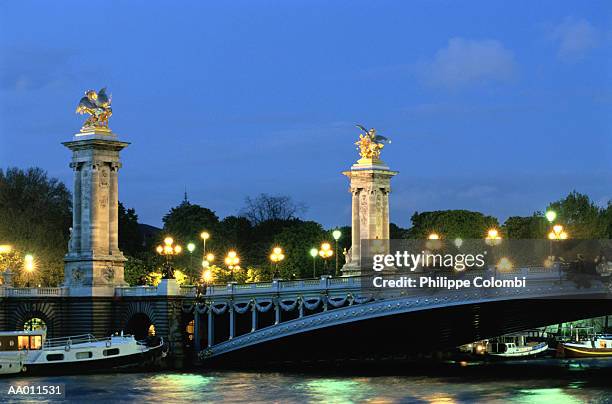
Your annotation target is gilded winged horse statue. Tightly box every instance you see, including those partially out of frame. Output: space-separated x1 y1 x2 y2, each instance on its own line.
76 88 112 132
355 124 391 160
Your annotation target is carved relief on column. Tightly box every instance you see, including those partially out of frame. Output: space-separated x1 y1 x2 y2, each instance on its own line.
375 189 383 239
80 165 91 251
89 161 101 254
367 186 378 238
359 189 369 243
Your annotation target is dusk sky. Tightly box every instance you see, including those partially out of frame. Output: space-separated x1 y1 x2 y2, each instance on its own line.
1 1 610 229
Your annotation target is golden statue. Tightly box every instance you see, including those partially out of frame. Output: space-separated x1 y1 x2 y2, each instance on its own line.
355 124 391 161
76 87 112 132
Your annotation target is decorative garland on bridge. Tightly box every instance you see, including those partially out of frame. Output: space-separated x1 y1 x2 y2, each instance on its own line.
211 302 229 315
302 296 322 311
278 298 299 312
233 301 252 314
254 299 274 313
327 294 349 308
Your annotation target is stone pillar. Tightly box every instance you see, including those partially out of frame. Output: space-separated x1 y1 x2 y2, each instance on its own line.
63 129 129 296
251 304 257 332
351 190 360 265
193 311 202 353
207 309 214 347
341 158 397 276
229 306 235 339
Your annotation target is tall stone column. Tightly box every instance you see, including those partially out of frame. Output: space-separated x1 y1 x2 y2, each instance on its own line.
63 129 129 296
341 159 397 276
351 189 361 264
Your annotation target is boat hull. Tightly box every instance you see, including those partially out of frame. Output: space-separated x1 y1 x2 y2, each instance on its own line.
23 345 165 376
557 344 612 358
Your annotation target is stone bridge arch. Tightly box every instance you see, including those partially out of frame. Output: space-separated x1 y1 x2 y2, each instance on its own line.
11 301 59 337
119 301 160 340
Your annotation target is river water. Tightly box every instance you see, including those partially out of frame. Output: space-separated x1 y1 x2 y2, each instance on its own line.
2 361 612 403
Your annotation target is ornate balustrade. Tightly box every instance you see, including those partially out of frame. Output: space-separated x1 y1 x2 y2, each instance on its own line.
0 287 67 297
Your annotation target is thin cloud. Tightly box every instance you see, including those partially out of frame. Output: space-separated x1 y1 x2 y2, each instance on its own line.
417 38 516 89
548 17 598 61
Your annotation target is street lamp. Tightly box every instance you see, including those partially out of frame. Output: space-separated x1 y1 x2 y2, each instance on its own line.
200 231 210 261
310 248 318 278
224 250 240 281
319 242 333 274
548 224 568 240
545 210 557 223
199 268 214 297
426 233 441 250
202 253 215 269
332 230 342 276
270 246 285 279
23 254 35 287
156 237 182 279
485 228 502 246
187 242 196 273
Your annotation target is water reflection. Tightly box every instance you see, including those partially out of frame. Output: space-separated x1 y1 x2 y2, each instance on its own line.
1 370 611 403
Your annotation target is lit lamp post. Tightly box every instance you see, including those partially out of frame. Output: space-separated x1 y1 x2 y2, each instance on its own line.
187 242 196 274
485 228 502 246
202 253 215 269
319 242 333 274
310 248 318 278
200 231 210 261
332 230 342 276
548 224 568 240
156 237 182 279
199 268 213 297
23 254 35 287
270 247 285 279
426 232 441 251
224 251 240 282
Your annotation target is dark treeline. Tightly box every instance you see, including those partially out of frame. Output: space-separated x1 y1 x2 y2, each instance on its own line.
1 167 611 286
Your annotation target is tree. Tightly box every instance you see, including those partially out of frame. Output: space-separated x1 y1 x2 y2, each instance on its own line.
547 192 606 239
162 200 220 243
0 167 71 286
119 202 143 256
240 193 306 225
273 220 327 279
406 210 499 239
503 215 546 239
605 202 612 238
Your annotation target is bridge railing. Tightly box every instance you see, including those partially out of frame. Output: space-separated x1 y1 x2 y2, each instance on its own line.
205 275 363 297
0 287 67 297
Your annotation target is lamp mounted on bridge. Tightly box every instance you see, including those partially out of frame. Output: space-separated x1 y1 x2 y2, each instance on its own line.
156 237 182 279
485 228 502 246
224 251 240 282
310 248 318 278
270 247 285 279
23 254 36 288
332 230 342 276
319 242 333 274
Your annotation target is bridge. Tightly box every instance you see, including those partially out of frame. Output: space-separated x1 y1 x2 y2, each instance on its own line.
1 265 610 366
180 266 612 366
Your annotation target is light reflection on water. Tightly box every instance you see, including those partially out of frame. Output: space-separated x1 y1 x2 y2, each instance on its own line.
1 371 611 403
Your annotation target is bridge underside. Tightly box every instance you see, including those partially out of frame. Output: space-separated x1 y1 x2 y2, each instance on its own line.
208 299 612 367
